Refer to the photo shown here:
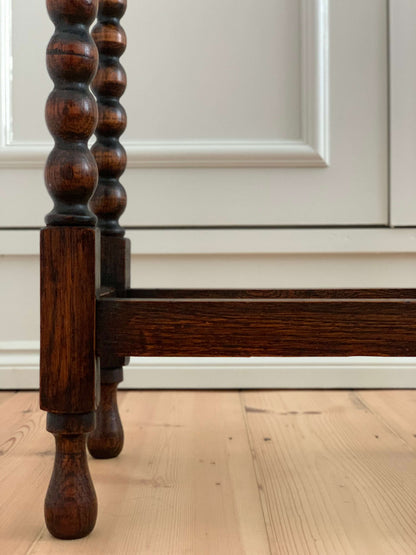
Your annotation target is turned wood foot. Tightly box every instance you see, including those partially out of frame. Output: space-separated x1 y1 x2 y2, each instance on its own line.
88 368 124 459
45 414 97 540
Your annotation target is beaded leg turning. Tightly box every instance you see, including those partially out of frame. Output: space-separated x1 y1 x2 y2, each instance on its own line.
40 0 100 539
87 0 130 460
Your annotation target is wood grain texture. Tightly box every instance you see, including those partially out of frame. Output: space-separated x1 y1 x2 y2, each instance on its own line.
101 236 130 292
0 393 53 554
90 0 127 236
40 226 99 413
1 391 416 553
89 237 131 459
127 288 416 299
97 291 416 357
98 235 130 367
45 413 97 539
41 0 100 539
31 391 270 554
242 390 416 555
44 0 99 227
88 381 124 458
357 390 416 451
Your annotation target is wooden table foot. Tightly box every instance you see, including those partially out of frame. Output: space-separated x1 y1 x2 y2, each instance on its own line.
88 369 124 459
45 413 97 540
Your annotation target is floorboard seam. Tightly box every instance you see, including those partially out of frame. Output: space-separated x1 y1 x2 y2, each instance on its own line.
354 390 416 452
238 390 273 555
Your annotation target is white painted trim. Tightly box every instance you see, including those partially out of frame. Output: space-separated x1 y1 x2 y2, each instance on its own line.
0 0 329 168
3 228 416 256
0 342 40 389
0 0 12 150
0 342 415 389
301 0 329 165
111 140 327 169
389 0 416 225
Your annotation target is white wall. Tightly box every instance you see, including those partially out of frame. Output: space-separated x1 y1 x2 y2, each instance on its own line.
1 0 389 226
1 0 416 388
1 232 416 388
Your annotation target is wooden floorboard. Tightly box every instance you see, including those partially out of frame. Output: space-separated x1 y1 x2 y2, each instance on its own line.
0 390 414 554
357 390 416 452
19 391 269 555
0 390 16 405
0 393 53 555
242 390 416 555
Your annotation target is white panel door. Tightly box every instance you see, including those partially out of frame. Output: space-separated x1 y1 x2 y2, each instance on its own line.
389 0 416 226
0 0 388 227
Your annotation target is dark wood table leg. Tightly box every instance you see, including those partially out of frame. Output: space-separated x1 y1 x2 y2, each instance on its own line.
88 0 129 460
40 0 100 539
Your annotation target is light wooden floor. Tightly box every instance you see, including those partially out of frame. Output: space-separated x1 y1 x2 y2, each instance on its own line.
0 390 415 554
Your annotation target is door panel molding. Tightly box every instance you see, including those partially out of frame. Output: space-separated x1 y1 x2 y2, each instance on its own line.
0 0 329 168
389 0 416 226
1 341 415 389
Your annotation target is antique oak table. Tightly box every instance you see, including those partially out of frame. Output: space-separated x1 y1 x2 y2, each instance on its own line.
39 0 416 539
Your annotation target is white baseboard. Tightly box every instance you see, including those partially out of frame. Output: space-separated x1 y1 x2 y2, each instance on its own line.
0 341 415 389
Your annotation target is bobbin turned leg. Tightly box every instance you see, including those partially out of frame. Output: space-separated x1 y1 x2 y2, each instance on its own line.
87 366 124 458
45 413 97 540
40 0 100 539
88 238 130 458
88 0 130 459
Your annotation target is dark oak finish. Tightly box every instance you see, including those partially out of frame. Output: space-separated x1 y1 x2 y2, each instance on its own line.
41 0 99 540
101 236 131 293
88 239 130 459
97 290 416 357
87 0 129 459
90 0 127 237
40 227 99 413
87 379 124 458
39 0 416 542
44 0 99 227
127 288 416 299
45 413 97 539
